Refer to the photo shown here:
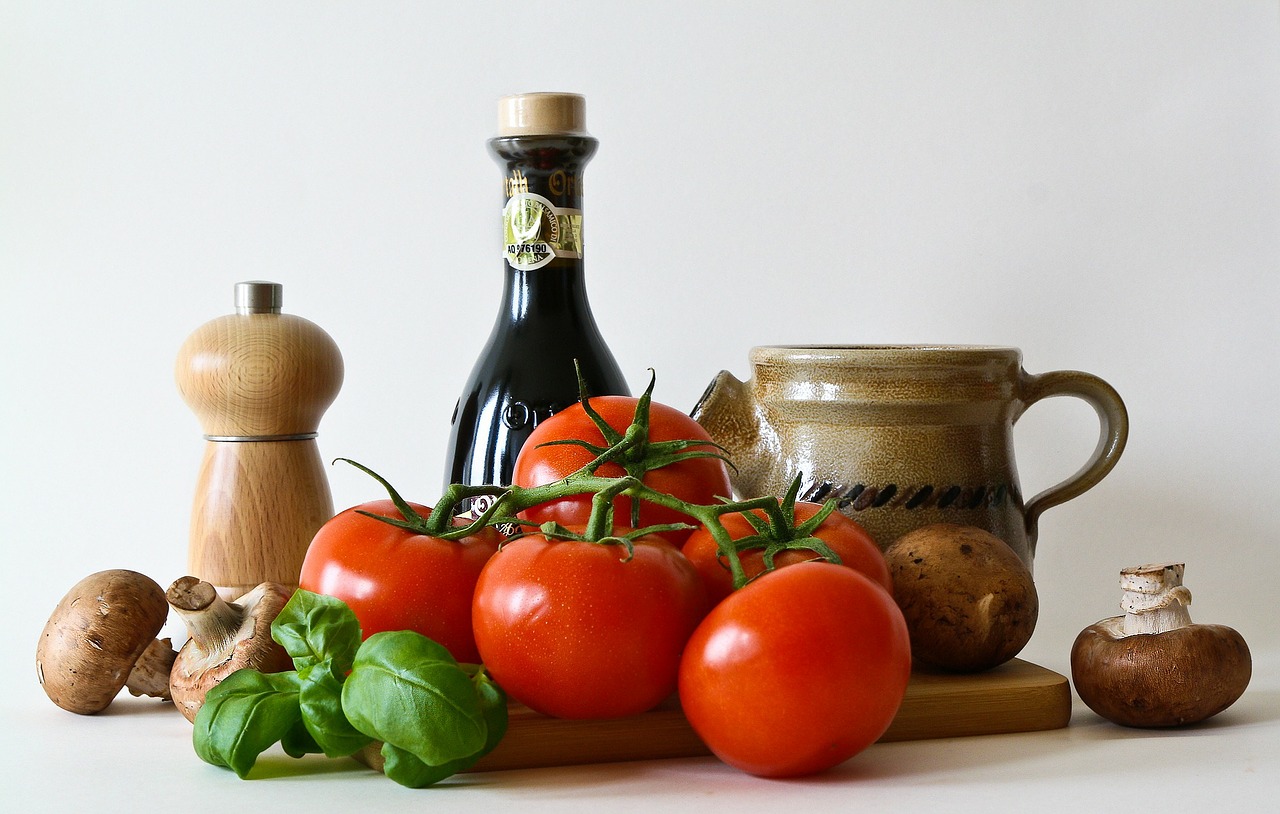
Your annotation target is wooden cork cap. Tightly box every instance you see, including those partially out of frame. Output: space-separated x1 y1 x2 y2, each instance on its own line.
498 92 588 137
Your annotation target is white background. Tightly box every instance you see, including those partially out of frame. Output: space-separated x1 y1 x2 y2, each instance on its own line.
2 2 1277 811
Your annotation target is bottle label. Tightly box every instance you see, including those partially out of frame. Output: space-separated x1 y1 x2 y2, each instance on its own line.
502 192 583 271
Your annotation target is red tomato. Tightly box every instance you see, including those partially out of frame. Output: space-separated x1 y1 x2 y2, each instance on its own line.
678 562 911 778
512 396 732 545
298 499 501 664
471 532 708 719
682 501 891 605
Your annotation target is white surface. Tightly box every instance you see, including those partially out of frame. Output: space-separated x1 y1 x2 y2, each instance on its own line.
3 656 1277 813
2 2 1277 810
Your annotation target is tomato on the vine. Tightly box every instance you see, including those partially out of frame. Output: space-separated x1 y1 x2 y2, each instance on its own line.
682 501 891 605
678 561 911 778
298 499 501 664
471 530 708 719
512 395 732 546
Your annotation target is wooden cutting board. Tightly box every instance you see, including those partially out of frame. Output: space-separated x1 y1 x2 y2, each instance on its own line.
356 658 1071 773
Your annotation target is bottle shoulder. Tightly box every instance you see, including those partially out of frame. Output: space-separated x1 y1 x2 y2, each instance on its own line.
461 327 626 388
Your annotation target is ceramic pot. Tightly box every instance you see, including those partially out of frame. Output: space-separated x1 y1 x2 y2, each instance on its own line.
692 345 1128 568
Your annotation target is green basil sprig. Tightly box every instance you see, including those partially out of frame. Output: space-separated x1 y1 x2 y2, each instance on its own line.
193 590 507 788
345 632 509 788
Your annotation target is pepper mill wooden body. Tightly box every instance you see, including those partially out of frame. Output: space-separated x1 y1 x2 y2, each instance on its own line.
176 281 343 597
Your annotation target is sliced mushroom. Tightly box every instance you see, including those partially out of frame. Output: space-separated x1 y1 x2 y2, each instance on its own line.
166 576 294 723
37 570 178 714
1071 562 1251 727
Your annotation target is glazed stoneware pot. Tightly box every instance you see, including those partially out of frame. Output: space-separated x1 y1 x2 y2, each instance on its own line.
692 345 1128 569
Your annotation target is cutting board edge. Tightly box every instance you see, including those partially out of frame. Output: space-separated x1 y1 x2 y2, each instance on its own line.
354 658 1072 775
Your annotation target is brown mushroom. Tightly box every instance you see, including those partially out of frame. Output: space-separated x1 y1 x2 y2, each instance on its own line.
37 569 178 714
883 523 1038 672
166 576 294 723
1071 562 1251 728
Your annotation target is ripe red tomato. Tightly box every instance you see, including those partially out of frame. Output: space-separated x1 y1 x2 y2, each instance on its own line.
298 499 501 664
682 501 892 605
471 532 708 719
511 396 732 545
678 562 911 778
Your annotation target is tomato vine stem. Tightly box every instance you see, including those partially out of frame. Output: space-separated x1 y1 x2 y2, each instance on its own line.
338 375 846 592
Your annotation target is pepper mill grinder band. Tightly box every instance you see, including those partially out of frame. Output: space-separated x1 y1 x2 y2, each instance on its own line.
176 281 343 596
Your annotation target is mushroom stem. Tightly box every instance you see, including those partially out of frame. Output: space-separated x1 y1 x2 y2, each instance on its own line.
125 638 177 700
1120 562 1193 636
165 576 293 723
166 577 248 664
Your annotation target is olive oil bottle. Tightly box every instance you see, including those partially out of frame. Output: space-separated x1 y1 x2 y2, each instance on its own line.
444 93 628 504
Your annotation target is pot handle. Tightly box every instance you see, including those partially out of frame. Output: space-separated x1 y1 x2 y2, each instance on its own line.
1017 370 1128 543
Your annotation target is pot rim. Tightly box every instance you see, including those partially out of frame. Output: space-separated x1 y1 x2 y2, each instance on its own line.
751 344 1023 365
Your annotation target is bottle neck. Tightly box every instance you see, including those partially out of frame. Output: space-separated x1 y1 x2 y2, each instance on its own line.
491 134 597 278
500 265 592 323
489 135 598 209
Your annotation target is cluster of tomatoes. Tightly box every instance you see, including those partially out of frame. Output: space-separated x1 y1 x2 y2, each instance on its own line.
297 391 911 779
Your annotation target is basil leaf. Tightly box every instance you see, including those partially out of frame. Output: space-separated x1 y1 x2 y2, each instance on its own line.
281 717 322 758
380 743 471 788
341 631 486 767
298 659 373 758
378 669 509 788
472 670 509 756
193 669 303 778
271 589 362 674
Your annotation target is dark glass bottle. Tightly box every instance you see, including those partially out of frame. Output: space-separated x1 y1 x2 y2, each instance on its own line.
444 93 628 502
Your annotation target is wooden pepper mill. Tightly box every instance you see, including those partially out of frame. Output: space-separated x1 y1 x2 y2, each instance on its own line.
176 281 343 597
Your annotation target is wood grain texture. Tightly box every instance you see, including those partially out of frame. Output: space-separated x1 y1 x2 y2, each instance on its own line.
177 309 342 593
175 313 342 437
355 658 1071 774
187 440 334 594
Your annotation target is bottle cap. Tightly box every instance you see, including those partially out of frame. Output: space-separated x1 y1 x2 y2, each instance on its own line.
497 93 588 137
234 281 283 315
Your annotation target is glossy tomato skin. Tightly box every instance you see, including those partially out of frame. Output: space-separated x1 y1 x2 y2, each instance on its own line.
471 534 708 719
678 562 911 778
298 499 501 664
682 502 892 605
511 396 732 545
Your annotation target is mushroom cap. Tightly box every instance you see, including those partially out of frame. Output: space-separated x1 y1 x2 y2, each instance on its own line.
1071 617 1252 727
883 524 1038 672
168 579 294 723
36 569 170 714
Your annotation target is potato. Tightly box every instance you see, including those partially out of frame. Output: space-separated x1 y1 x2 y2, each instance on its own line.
883 524 1037 672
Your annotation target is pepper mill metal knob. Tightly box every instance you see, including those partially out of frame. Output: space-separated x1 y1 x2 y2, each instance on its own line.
175 281 343 597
